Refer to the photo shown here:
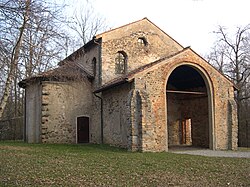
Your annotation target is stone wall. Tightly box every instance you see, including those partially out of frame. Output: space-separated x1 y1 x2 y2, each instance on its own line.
180 95 209 147
167 93 209 147
98 18 183 84
90 94 102 144
102 82 133 148
127 89 155 151
40 80 92 143
65 44 101 88
167 93 181 146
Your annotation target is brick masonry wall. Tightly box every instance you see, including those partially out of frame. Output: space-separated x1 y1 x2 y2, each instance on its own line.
130 48 237 151
66 45 99 77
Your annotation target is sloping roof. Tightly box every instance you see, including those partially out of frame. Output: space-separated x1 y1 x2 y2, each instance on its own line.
19 62 94 88
94 48 188 93
58 38 100 66
94 47 238 93
187 47 239 90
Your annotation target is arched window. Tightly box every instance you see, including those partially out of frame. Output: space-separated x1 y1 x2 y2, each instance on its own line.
115 51 127 74
137 37 148 46
92 57 97 77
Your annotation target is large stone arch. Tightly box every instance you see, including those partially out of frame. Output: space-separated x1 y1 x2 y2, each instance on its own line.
164 62 215 150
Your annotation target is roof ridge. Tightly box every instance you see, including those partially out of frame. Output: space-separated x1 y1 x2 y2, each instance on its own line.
95 17 148 38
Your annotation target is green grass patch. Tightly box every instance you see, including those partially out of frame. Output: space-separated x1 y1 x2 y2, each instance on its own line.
0 141 249 186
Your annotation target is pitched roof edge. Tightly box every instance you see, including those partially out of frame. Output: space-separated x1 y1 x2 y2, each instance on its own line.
186 48 239 90
58 38 100 66
144 18 184 49
126 47 190 78
93 47 238 93
93 48 189 93
93 78 130 93
95 17 183 49
95 17 148 38
19 62 94 88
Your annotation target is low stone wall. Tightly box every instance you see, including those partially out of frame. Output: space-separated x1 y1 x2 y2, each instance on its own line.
0 117 24 140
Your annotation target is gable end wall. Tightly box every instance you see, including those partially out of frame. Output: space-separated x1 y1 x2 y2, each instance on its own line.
100 19 183 84
130 50 237 151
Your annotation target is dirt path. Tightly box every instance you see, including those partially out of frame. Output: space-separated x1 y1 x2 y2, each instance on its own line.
170 149 250 158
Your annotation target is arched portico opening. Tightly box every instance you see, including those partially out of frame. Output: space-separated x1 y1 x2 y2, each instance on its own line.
166 65 213 149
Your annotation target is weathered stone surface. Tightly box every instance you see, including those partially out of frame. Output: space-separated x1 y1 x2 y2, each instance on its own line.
101 83 132 148
40 81 92 143
125 48 238 151
97 18 183 84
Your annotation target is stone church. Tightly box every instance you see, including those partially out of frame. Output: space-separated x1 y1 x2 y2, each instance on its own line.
19 18 238 152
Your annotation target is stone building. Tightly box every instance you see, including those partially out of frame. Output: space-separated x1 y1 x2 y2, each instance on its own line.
19 18 238 151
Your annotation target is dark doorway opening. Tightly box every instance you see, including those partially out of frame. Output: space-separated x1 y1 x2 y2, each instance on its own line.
167 65 209 149
181 118 192 145
77 116 89 143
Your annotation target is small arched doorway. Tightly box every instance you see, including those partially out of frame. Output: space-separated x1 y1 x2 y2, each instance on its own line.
167 65 211 149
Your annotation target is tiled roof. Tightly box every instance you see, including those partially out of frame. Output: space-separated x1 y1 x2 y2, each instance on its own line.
19 62 94 88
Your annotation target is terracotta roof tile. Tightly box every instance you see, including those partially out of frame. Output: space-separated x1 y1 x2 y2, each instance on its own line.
19 62 93 88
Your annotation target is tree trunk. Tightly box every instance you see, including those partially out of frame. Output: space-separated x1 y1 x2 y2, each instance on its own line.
0 0 30 119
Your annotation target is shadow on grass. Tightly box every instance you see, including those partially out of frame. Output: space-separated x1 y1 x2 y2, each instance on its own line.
0 140 127 153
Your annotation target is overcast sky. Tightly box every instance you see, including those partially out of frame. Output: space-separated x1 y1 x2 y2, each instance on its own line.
69 0 250 56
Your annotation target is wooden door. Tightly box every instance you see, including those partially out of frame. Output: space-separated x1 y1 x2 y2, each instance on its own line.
77 117 89 143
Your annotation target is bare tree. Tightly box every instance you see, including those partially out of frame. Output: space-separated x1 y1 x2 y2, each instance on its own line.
0 0 31 118
66 0 107 50
0 0 67 119
207 24 250 146
0 0 108 119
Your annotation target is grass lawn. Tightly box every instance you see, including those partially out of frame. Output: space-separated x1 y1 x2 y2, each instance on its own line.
0 141 249 186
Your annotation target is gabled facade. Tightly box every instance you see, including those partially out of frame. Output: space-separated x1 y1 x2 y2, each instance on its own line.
19 18 238 151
